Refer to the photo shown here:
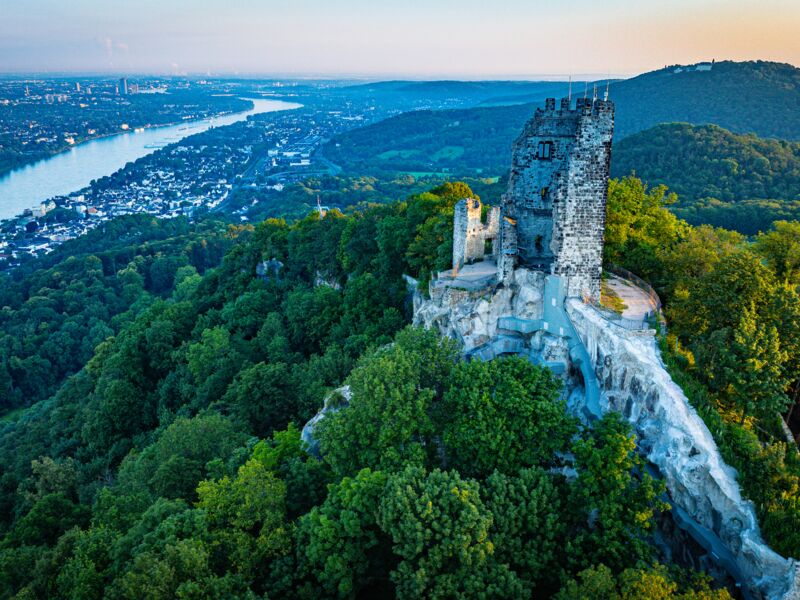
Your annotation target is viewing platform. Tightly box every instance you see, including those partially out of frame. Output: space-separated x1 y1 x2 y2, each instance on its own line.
588 267 665 333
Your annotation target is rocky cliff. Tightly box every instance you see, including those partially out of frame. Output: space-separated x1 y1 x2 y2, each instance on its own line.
567 300 800 600
412 266 800 600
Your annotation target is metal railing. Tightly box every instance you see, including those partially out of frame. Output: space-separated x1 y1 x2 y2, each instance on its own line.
607 265 663 313
588 266 667 333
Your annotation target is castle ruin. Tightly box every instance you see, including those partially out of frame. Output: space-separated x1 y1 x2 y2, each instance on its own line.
411 96 800 600
452 198 500 273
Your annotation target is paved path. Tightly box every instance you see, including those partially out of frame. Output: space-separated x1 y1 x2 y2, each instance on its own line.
605 274 657 320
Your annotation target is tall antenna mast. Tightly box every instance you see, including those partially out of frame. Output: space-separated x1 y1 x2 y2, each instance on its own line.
604 79 610 101
567 75 572 103
592 83 598 102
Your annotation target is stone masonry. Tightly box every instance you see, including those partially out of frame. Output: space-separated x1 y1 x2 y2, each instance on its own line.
452 198 500 273
498 97 614 301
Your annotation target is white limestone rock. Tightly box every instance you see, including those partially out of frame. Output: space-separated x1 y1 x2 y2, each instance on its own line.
300 385 351 457
413 268 543 352
567 300 800 600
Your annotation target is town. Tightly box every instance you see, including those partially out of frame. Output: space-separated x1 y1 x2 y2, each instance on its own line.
0 76 511 268
0 80 416 267
0 77 252 176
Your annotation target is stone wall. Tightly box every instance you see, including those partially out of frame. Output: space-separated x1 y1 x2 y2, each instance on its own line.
552 101 614 301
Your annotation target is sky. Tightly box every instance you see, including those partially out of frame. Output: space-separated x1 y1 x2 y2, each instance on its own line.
1 0 799 78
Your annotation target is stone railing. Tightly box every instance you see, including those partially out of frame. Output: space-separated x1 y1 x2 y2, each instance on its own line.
607 265 662 312
587 301 657 332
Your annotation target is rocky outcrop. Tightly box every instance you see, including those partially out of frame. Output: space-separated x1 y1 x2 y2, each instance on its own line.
413 265 800 599
567 300 800 600
413 267 544 352
300 385 351 457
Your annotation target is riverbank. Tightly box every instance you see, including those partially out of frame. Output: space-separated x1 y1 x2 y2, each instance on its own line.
0 101 255 180
0 98 299 221
0 98 303 268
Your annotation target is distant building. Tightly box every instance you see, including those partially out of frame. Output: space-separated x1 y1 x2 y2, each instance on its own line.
119 77 128 95
673 61 714 74
315 196 329 217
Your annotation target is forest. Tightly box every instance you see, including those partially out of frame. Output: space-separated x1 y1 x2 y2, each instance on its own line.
611 123 800 234
612 123 800 202
0 179 798 598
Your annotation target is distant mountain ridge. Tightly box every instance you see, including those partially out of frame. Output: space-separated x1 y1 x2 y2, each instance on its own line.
609 60 800 140
324 60 800 178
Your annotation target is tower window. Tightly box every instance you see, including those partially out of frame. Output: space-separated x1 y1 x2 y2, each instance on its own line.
538 141 553 160
540 187 549 199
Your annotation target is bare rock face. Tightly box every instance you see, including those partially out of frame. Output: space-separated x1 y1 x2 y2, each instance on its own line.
300 385 351 457
567 300 800 600
413 267 544 352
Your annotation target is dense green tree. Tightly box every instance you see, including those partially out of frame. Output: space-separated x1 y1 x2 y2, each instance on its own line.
567 413 667 573
668 250 776 340
441 357 573 477
483 468 565 594
317 327 459 476
754 220 800 286
378 466 524 600
196 457 291 583
221 362 298 437
295 468 392 598
555 563 732 600
9 493 89 547
115 414 247 502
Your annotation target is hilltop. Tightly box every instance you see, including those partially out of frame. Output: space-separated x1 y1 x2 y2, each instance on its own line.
612 122 800 233
613 122 800 202
609 60 800 140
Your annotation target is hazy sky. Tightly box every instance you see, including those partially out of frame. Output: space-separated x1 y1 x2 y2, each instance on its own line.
2 0 798 78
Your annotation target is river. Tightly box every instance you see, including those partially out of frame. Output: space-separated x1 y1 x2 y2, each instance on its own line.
0 98 301 220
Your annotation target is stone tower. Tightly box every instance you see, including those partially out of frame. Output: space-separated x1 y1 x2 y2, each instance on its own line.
497 97 615 301
452 198 500 273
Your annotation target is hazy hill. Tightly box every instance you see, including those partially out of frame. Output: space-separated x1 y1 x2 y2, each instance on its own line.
324 61 800 177
612 122 800 233
609 60 800 140
324 103 531 176
612 122 800 202
342 79 570 104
